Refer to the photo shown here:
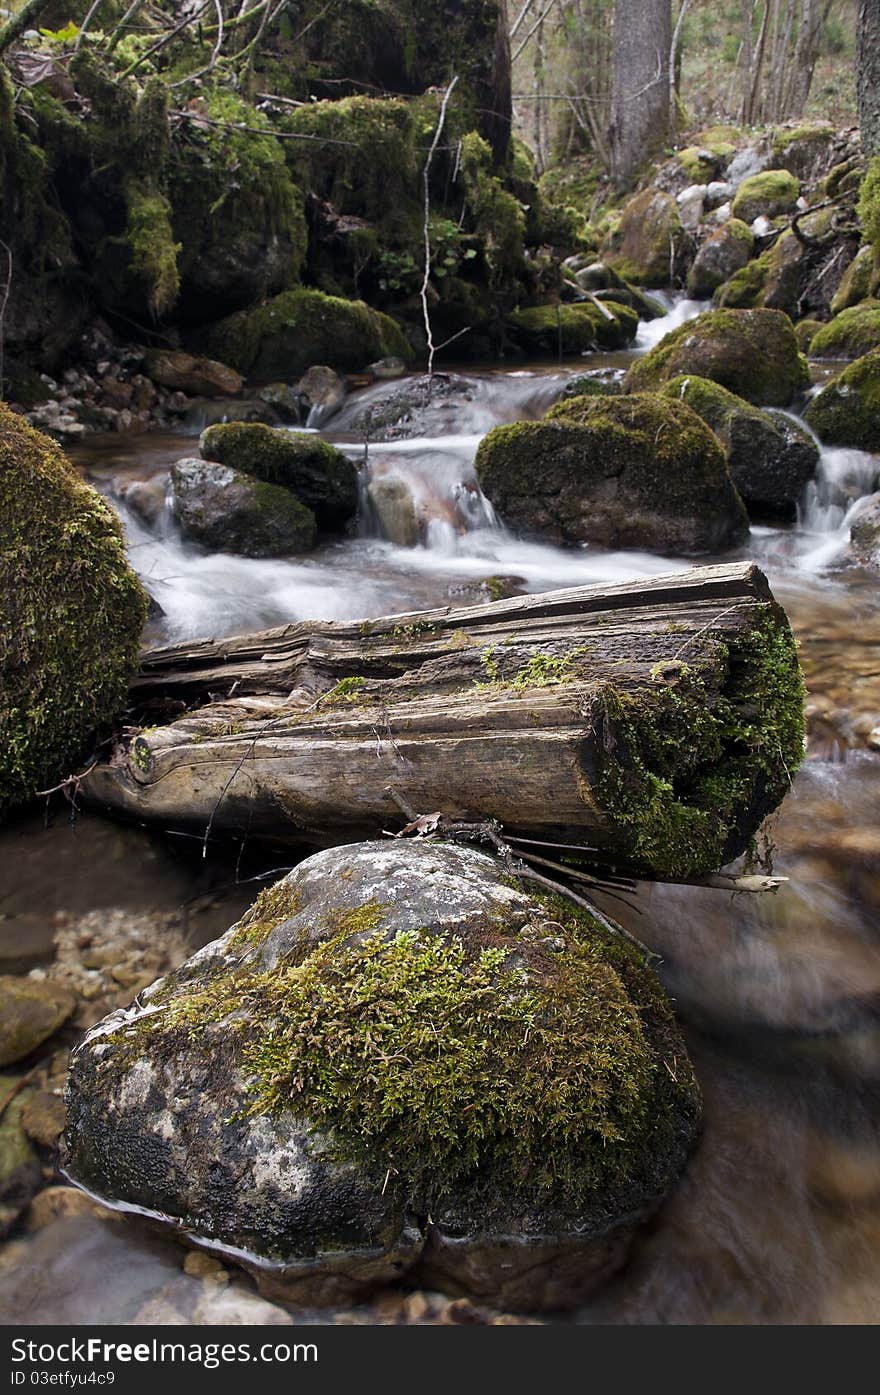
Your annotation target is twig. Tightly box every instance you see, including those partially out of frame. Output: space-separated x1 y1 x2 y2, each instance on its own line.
421 75 459 378
106 0 148 55
117 0 213 81
36 762 97 798
0 237 11 400
167 0 226 88
73 0 108 52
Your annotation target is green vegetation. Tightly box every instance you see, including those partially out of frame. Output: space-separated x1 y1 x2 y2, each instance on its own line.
809 300 880 357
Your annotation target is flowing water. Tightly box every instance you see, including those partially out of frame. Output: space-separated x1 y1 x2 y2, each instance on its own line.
1 297 879 1324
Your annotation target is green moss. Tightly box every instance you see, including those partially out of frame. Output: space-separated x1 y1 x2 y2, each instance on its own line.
803 345 880 450
121 177 181 319
858 158 880 275
794 318 822 353
506 301 637 356
322 676 367 704
830 246 875 315
809 300 880 359
459 132 525 287
731 169 800 223
0 406 148 812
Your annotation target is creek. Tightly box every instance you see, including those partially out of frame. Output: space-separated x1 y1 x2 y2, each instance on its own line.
1 298 878 1324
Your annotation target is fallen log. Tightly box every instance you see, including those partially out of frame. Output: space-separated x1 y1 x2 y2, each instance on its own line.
82 561 805 880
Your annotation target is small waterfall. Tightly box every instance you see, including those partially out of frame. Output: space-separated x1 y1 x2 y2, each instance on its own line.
796 443 879 570
634 293 708 353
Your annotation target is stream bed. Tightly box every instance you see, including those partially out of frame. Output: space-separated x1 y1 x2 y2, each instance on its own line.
1 302 879 1325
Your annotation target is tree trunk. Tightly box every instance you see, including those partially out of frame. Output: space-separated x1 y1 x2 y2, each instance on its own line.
857 0 880 158
609 0 671 193
82 564 804 882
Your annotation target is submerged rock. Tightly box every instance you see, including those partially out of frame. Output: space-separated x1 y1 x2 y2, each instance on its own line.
804 347 880 451
657 375 818 519
475 393 748 553
170 460 316 558
199 422 358 530
367 475 420 547
0 406 148 813
624 308 809 407
63 841 701 1312
294 365 347 428
0 977 76 1068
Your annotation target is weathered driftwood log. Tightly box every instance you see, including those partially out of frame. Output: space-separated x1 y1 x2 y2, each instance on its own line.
82 562 805 880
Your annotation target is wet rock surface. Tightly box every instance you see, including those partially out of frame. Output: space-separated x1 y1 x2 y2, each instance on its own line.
170 459 317 557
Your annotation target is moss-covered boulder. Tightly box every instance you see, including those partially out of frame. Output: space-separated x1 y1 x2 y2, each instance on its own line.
657 375 818 519
770 123 835 180
0 977 76 1068
475 394 748 554
0 405 147 814
601 189 688 287
803 348 880 450
830 246 875 315
200 422 358 530
808 301 880 360
686 219 754 299
195 289 410 383
506 301 638 356
624 308 809 407
713 230 806 319
731 169 800 224
170 460 317 557
62 840 701 1311
795 318 823 353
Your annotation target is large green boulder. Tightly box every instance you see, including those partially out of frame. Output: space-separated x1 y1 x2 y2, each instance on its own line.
731 169 800 224
657 375 817 519
804 348 880 450
624 308 809 407
0 405 147 813
601 190 689 287
195 289 410 383
686 220 754 299
63 840 701 1311
170 460 317 557
808 301 880 360
200 422 358 530
474 393 748 554
506 301 638 355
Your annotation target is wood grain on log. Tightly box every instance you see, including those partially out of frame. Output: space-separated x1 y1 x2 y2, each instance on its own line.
82 562 805 879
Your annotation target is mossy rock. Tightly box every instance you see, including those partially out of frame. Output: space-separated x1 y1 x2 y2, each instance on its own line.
558 373 623 401
62 840 701 1311
830 246 874 315
770 123 835 180
657 375 817 520
808 300 880 360
170 459 317 557
713 230 805 319
199 423 358 530
803 347 880 450
731 169 800 224
795 318 823 354
195 288 410 383
0 405 147 814
849 493 880 571
505 301 638 356
601 189 688 287
0 976 76 1068
858 158 880 289
475 393 748 554
624 307 809 407
686 219 753 299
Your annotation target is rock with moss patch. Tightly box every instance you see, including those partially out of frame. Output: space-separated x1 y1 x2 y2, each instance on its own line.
808 301 880 360
830 247 875 316
713 230 806 319
474 393 748 554
62 840 701 1312
170 460 316 557
199 423 358 530
0 977 76 1068
804 347 880 450
731 169 800 224
601 189 690 287
686 220 754 298
658 375 817 519
795 318 822 353
770 124 835 181
195 288 410 383
506 301 638 355
0 1083 42 1237
0 406 147 813
624 307 808 407
145 351 242 398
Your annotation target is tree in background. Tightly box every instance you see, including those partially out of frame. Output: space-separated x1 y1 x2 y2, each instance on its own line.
857 0 880 156
609 0 671 191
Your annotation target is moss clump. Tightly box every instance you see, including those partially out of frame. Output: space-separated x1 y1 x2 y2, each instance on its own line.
122 177 180 319
731 169 800 224
459 132 526 287
624 307 809 407
595 607 805 878
803 346 880 450
808 300 880 359
132 888 700 1211
858 158 880 287
0 406 147 812
794 318 823 353
506 301 638 356
200 421 358 528
196 287 410 382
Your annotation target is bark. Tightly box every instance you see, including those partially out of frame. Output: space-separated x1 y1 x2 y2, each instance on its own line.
609 0 671 193
82 563 803 880
857 0 880 158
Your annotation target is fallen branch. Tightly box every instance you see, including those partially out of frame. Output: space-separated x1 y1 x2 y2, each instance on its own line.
421 75 459 378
